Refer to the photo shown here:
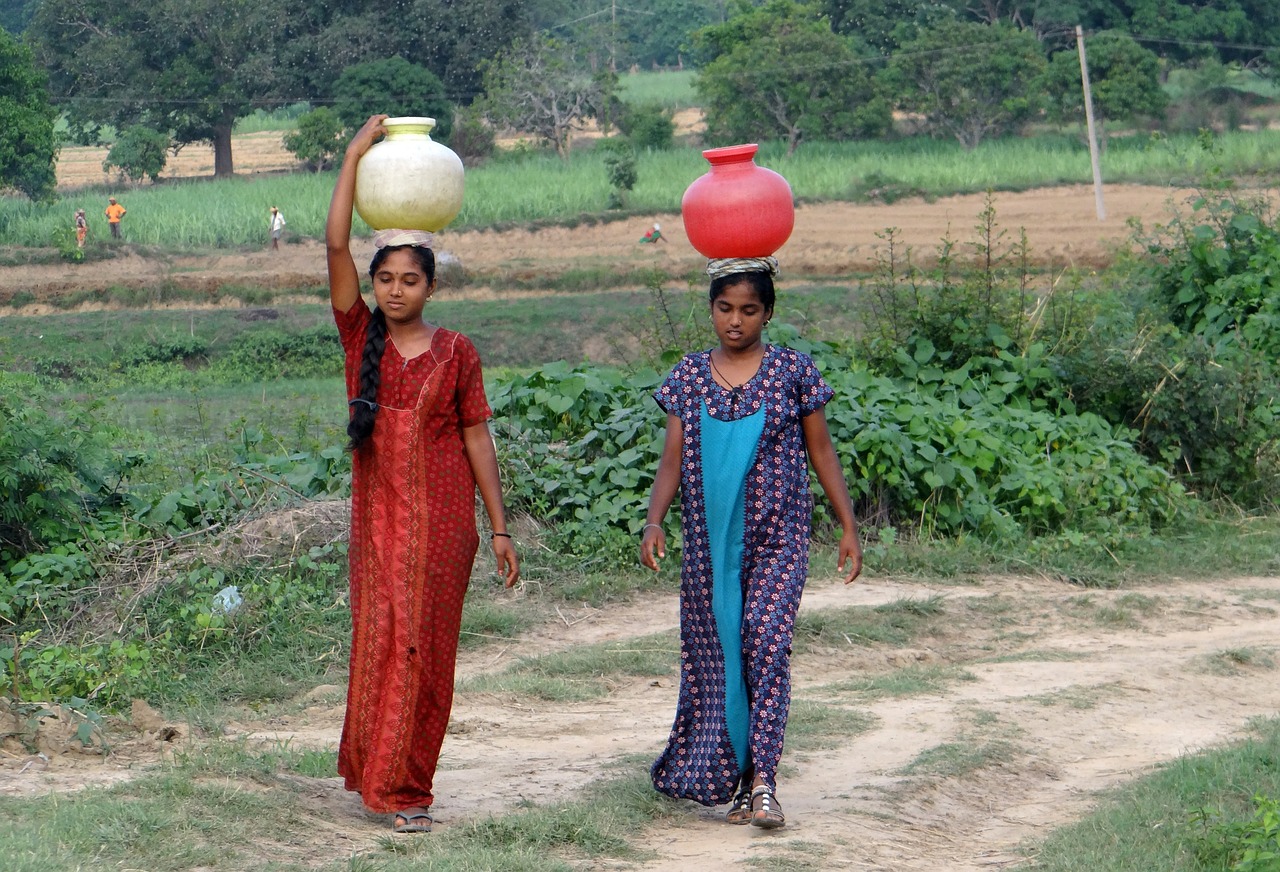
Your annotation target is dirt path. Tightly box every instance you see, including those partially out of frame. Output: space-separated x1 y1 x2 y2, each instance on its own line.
7 572 1277 869
0 184 1189 311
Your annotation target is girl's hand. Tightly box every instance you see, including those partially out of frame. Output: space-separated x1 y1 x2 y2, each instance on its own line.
347 114 388 159
838 528 863 584
492 536 520 588
640 525 666 572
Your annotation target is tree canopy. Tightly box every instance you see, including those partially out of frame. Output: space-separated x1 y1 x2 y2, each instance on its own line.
480 34 614 159
0 26 57 200
1042 30 1167 138
883 18 1046 149
29 0 288 177
693 0 891 154
331 58 453 140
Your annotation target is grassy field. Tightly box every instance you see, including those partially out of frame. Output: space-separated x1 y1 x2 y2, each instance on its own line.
5 127 1280 249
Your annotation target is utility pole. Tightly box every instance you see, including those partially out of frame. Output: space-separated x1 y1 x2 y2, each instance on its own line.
1076 25 1106 221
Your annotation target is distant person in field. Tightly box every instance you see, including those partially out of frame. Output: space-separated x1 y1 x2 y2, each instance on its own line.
105 197 126 239
74 209 88 248
640 257 862 830
639 222 665 243
269 206 286 251
326 114 520 835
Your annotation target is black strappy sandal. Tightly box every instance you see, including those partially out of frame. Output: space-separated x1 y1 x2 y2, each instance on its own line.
750 784 785 829
725 784 753 824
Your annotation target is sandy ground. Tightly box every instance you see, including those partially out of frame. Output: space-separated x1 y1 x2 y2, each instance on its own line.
4 569 1279 870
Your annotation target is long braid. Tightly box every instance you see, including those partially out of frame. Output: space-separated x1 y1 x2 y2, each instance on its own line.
347 307 387 450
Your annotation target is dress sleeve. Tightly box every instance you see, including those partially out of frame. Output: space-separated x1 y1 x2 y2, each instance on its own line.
454 335 492 427
333 297 371 360
653 358 690 416
795 351 835 416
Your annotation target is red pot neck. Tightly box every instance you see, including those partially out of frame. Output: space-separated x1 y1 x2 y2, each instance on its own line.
702 143 759 170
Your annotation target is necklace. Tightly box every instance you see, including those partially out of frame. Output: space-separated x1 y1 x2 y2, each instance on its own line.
709 351 757 411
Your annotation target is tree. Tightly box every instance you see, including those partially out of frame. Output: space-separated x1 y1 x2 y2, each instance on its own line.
882 18 1045 149
29 0 289 178
332 58 453 141
278 0 530 106
1073 0 1280 67
0 0 37 35
0 27 56 200
283 107 346 172
693 0 892 154
480 34 614 159
103 125 171 183
1041 31 1166 142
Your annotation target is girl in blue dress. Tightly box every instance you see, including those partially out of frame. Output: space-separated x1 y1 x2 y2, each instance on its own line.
640 257 862 829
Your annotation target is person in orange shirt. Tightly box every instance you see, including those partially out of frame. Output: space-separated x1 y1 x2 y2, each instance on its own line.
105 197 126 239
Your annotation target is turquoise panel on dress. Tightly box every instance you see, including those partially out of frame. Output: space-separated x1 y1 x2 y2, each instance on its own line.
699 399 765 775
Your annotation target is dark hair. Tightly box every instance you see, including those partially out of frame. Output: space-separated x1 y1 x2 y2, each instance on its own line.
346 245 437 451
709 270 775 312
368 244 435 284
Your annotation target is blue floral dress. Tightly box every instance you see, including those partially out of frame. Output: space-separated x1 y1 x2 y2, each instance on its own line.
650 344 834 805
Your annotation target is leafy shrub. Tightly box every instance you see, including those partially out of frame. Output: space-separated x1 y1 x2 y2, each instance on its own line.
618 101 674 150
1137 175 1280 361
283 107 345 172
861 195 1036 374
332 57 453 140
597 138 637 209
122 334 210 367
488 328 1185 564
103 124 170 183
206 327 342 382
446 105 496 163
1194 793 1280 871
814 339 1185 542
0 375 125 559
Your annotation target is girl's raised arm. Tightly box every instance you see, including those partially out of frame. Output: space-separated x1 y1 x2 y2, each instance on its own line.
326 115 387 314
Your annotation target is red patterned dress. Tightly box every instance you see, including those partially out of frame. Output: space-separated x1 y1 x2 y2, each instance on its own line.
334 300 492 814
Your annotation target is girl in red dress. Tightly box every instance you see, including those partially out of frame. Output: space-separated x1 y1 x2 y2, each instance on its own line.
326 115 520 834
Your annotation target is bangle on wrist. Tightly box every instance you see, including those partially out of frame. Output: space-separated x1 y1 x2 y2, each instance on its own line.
642 523 663 535
492 532 512 539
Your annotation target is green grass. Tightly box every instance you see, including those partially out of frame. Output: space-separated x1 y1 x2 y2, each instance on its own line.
456 632 678 701
792 595 946 652
784 699 878 752
8 127 1280 249
814 664 978 698
616 69 698 110
1027 717 1280 871
0 744 686 872
898 738 1023 779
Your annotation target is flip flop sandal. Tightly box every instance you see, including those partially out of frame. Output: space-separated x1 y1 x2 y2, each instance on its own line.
750 785 786 829
725 785 753 824
393 810 434 833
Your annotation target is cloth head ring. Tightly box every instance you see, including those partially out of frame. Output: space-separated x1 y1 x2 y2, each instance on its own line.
706 256 780 280
373 229 435 249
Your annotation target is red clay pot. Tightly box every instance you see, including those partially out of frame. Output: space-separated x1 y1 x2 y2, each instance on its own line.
681 143 794 258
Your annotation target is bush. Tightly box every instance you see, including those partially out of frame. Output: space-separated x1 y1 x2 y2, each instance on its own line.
332 57 453 140
1138 173 1280 361
596 138 637 209
446 105 495 163
861 195 1036 374
0 374 128 561
283 107 345 172
103 125 171 183
618 101 674 150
